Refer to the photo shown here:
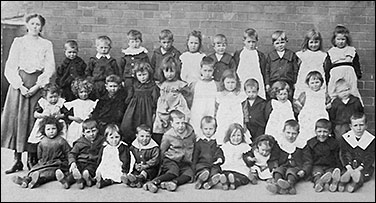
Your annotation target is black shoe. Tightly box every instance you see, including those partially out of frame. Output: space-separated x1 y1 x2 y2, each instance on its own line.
5 161 23 174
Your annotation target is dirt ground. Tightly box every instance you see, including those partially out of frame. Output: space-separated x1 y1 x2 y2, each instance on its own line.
1 148 375 202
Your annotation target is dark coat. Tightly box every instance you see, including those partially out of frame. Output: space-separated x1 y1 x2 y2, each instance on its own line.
150 46 181 82
192 138 225 172
328 95 364 126
68 135 106 167
119 51 150 80
242 96 267 130
207 52 236 81
265 49 299 86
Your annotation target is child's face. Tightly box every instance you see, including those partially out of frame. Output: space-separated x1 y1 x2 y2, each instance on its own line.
171 116 187 135
200 65 214 80
245 86 258 100
45 124 58 139
128 39 141 49
96 41 111 55
136 130 152 146
283 126 299 143
336 84 351 100
83 127 98 142
257 144 271 157
308 39 320 52
276 89 288 102
230 129 243 145
64 46 78 60
350 117 367 137
273 37 286 52
160 38 173 51
163 68 176 81
224 77 237 92
107 131 121 146
308 77 322 92
213 40 226 55
243 36 257 50
78 88 89 100
46 92 59 105
201 122 216 138
105 82 120 97
315 127 330 142
187 36 200 53
136 70 149 84
334 34 347 49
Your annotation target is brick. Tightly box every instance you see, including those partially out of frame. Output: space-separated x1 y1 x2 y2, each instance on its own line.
139 3 159 11
78 17 96 24
344 16 367 24
64 2 78 9
365 81 375 90
66 33 78 39
83 10 93 17
362 97 375 106
80 25 92 32
144 12 154 18
78 2 97 9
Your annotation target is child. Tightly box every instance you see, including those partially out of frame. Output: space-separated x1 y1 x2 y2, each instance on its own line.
294 29 330 100
326 25 362 102
219 123 252 190
119 29 150 89
264 81 295 144
215 69 249 146
294 71 330 149
91 74 128 134
338 112 375 193
180 30 206 85
151 29 181 83
55 40 87 102
233 28 267 99
27 83 68 169
95 124 132 189
192 116 224 190
152 56 190 145
265 30 299 101
120 62 160 145
124 124 160 188
241 78 267 141
207 34 236 82
304 118 342 193
144 110 196 193
328 79 364 141
56 119 105 189
64 79 97 146
85 35 120 100
266 119 308 195
188 56 220 136
12 116 71 189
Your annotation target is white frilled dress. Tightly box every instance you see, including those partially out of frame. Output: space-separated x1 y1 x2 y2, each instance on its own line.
250 150 272 180
295 88 329 149
180 52 206 84
64 99 97 146
221 142 252 176
237 48 266 99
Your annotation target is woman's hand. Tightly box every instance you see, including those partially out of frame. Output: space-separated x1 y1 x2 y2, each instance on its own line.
26 85 40 97
19 86 29 96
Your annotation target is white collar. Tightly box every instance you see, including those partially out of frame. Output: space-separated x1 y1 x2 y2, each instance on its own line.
342 130 374 150
199 137 216 142
96 53 111 59
121 46 148 55
131 138 159 150
277 50 285 58
215 53 223 61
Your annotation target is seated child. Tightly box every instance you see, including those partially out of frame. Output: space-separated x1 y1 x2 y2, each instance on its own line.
143 110 196 193
338 112 375 193
193 116 224 190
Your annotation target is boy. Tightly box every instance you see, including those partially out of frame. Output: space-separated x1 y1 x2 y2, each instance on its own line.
143 110 196 193
207 34 236 82
55 40 87 102
265 31 299 101
304 118 342 192
241 78 267 141
150 29 181 83
192 116 224 190
55 119 105 189
85 35 120 100
338 112 375 193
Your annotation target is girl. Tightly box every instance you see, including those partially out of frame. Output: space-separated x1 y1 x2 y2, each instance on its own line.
180 30 206 85
326 25 362 103
294 71 330 149
233 28 267 99
294 29 331 100
152 56 190 145
264 81 295 144
95 124 133 189
64 78 97 146
215 69 250 146
12 116 71 189
219 123 252 190
27 83 68 169
1 13 55 174
120 62 160 145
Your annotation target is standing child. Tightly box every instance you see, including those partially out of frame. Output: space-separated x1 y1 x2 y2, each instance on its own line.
151 29 181 83
207 34 236 82
180 30 206 85
12 116 71 189
326 25 362 102
119 29 150 89
193 116 224 190
265 30 299 101
56 40 87 102
120 62 160 145
144 110 196 193
85 35 120 100
338 112 375 193
64 79 97 146
233 28 267 99
153 56 190 145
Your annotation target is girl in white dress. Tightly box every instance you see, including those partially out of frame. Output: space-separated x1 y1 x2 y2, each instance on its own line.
64 79 97 146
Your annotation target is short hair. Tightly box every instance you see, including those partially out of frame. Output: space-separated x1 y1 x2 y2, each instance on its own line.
315 118 332 131
269 81 291 99
169 109 186 122
127 29 142 42
64 40 79 51
251 134 276 150
301 29 323 51
244 78 260 91
186 30 202 52
42 83 61 98
271 30 288 43
132 62 154 80
105 74 122 84
71 78 94 97
136 124 152 134
223 123 246 144
350 112 367 123
25 13 46 35
159 55 181 82
331 24 352 46
219 69 241 92
200 56 215 68
38 116 63 136
200 116 217 130
334 78 351 93
104 123 120 138
82 119 98 131
213 34 227 45
243 28 258 41
305 71 324 86
96 35 112 47
283 119 300 132
159 29 174 41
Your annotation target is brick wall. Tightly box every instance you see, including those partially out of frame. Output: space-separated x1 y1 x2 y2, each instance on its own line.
3 1 375 133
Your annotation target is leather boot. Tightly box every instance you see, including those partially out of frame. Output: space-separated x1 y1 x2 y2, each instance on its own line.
5 152 23 174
